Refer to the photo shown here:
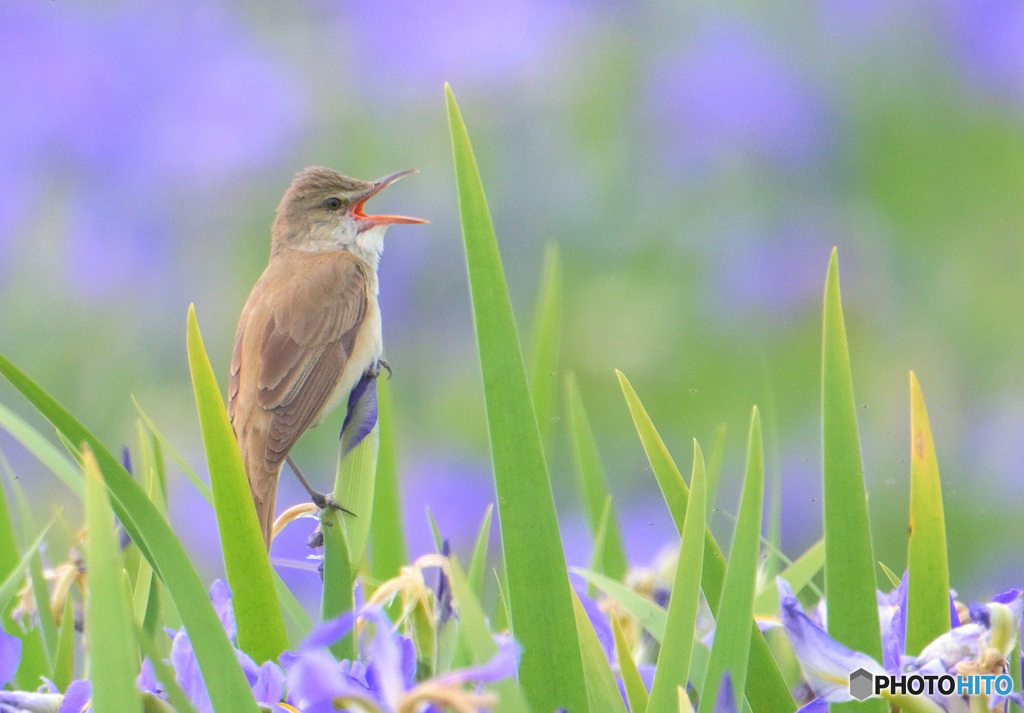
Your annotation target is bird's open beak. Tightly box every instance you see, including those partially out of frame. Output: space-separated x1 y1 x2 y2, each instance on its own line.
353 169 428 230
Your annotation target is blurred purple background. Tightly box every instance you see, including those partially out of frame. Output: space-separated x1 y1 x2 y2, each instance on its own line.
2 0 1023 605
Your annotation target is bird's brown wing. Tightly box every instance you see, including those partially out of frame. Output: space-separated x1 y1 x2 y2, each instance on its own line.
232 250 369 469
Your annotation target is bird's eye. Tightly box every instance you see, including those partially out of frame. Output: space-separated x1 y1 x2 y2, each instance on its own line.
324 197 343 210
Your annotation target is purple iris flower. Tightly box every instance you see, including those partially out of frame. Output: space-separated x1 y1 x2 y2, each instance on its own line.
0 630 90 713
779 577 1023 711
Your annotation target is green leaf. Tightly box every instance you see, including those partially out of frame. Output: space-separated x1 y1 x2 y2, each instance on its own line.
567 372 628 581
0 403 83 497
572 567 666 641
0 466 51 691
698 409 764 713
467 504 494 595
10 477 58 675
878 562 902 589
83 446 143 712
0 349 260 713
133 398 213 503
905 371 951 655
448 557 530 713
53 596 75 692
706 423 727 515
753 538 825 616
572 590 629 713
616 370 795 713
186 305 287 663
369 377 407 583
320 509 355 661
820 249 885 713
613 615 649 713
447 83 589 713
528 243 563 450
334 425 379 570
137 399 310 640
649 440 707 713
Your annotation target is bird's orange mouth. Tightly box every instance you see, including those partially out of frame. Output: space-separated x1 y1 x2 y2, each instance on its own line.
354 169 428 230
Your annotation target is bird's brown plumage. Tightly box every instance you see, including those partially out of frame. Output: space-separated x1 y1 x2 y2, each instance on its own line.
229 249 371 548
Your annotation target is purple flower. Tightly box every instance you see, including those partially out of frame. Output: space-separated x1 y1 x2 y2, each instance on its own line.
0 628 20 688
283 605 518 712
780 578 1023 710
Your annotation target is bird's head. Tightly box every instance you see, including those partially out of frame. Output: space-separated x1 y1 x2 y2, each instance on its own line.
271 166 426 263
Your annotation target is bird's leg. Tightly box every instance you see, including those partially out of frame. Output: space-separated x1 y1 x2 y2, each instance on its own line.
285 455 356 517
369 358 392 379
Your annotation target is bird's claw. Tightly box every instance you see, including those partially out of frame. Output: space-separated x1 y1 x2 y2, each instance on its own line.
310 491 356 517
370 358 392 380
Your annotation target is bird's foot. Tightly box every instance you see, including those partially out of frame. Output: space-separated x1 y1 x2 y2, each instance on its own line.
369 358 392 380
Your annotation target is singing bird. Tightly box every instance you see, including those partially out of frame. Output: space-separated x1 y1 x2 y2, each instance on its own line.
229 167 426 549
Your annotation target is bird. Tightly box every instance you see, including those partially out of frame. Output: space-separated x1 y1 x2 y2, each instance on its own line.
228 166 426 549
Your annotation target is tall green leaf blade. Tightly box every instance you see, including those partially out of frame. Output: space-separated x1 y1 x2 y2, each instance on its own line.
186 306 287 663
567 372 628 581
698 409 764 713
616 371 795 713
467 504 494 596
83 446 143 713
0 350 260 713
370 377 407 583
528 243 562 450
448 558 530 713
571 590 629 713
820 249 885 713
334 426 379 570
447 84 589 713
53 596 75 692
320 509 354 661
905 371 950 655
0 403 83 497
648 440 706 713
753 538 825 615
612 615 649 713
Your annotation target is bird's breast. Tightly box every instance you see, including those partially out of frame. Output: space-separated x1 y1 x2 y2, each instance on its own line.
318 293 382 425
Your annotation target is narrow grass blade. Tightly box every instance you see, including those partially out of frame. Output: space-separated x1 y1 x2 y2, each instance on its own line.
820 249 885 702
753 538 825 616
905 371 950 655
53 596 75 692
133 398 213 503
448 557 530 713
0 468 51 691
567 372 628 581
616 370 795 713
370 376 407 583
447 84 589 713
10 479 58 672
333 425 379 570
649 440 707 713
0 350 260 713
588 496 613 592
571 590 629 713
706 423 726 516
320 509 354 661
83 445 143 712
467 504 493 595
0 404 83 497
879 562 902 589
698 409 764 713
529 243 562 450
187 305 287 663
573 567 666 641
613 615 649 713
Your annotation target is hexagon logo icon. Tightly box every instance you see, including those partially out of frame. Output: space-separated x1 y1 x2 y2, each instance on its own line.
849 668 873 701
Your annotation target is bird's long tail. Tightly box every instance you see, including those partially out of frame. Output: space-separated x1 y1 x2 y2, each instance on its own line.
242 447 280 551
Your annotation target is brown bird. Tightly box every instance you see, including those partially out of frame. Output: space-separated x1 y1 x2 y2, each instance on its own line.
229 167 426 549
